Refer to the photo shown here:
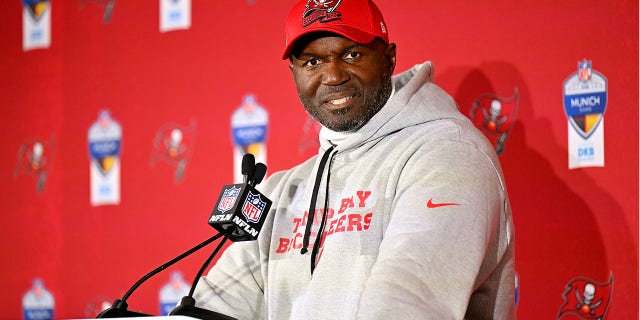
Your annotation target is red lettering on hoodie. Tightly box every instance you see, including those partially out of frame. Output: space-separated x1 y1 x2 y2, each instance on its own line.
356 190 371 207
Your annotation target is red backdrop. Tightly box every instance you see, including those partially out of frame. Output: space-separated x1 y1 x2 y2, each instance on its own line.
0 0 637 319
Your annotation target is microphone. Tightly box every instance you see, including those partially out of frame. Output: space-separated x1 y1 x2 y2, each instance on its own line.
169 153 271 319
251 163 267 187
208 154 272 242
241 153 255 184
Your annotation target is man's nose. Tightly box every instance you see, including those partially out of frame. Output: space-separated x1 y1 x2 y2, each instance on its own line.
322 61 349 86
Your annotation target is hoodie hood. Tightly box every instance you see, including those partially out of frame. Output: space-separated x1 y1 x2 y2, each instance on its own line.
319 61 468 152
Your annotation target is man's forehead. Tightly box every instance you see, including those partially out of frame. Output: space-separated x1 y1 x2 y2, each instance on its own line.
292 32 367 58
295 32 351 49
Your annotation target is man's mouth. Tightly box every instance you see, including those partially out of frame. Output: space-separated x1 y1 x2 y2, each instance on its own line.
328 96 352 105
322 94 357 111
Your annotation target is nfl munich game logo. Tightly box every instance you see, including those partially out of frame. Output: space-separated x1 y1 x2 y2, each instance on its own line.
218 186 241 213
563 59 607 140
242 192 267 223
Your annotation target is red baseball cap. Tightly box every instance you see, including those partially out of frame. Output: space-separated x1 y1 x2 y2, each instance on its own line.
282 0 390 60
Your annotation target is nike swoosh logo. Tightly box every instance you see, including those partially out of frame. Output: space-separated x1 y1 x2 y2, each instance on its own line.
426 198 460 208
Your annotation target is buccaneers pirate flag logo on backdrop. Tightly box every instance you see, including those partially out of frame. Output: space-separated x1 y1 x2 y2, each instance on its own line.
557 274 613 320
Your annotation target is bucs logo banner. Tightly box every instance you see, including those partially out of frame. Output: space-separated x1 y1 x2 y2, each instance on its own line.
558 274 613 320
563 59 607 169
14 136 55 193
88 110 122 206
150 120 196 182
23 0 51 51
469 88 519 155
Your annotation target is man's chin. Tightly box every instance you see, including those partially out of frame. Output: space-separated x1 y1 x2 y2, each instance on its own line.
321 119 367 132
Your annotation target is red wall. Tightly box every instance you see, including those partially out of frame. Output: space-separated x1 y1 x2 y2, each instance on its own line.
1 0 637 319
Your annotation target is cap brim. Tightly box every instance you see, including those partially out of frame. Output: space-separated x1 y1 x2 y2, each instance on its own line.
282 25 378 60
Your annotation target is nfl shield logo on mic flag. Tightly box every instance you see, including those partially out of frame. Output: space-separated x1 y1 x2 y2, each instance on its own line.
242 192 266 223
218 186 241 213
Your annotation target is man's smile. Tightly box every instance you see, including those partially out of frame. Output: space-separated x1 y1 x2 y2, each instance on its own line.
324 95 355 110
328 96 352 105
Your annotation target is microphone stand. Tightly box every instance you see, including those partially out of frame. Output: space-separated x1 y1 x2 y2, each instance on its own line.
99 154 265 319
97 232 226 318
170 231 238 320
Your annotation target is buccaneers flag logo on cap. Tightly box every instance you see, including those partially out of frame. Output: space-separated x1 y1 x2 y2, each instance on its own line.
302 0 342 27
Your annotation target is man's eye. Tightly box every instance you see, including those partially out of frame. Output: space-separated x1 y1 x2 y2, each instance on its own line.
344 52 360 60
303 58 319 67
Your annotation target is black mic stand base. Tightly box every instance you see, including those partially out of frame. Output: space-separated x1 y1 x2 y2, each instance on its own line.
96 299 151 318
170 296 238 320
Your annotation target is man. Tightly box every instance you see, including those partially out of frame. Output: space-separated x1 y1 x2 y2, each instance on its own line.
194 0 515 318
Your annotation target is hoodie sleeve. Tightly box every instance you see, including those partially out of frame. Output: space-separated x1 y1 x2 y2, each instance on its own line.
355 137 513 319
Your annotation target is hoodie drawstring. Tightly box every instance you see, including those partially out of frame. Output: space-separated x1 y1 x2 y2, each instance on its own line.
300 146 335 274
310 153 333 275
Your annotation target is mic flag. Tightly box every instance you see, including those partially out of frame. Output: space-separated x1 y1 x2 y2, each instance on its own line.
209 183 272 241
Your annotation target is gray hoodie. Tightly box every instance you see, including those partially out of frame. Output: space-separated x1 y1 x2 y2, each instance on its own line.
194 61 516 320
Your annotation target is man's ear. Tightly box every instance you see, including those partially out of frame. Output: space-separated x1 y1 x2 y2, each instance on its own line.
288 61 296 76
385 43 397 74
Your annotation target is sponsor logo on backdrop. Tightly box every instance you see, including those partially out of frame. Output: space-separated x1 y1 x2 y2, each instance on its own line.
558 274 613 320
14 136 55 193
160 0 191 32
159 271 190 316
22 278 54 320
150 119 196 182
563 59 607 168
469 88 519 155
24 0 48 21
88 110 122 206
231 94 269 183
23 0 51 51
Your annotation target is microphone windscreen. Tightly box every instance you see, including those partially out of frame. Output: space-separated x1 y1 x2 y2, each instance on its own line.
253 163 267 185
241 153 256 176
